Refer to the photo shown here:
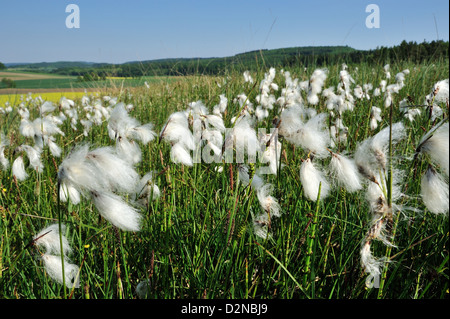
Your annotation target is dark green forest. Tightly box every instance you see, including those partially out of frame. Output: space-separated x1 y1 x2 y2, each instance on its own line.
4 40 448 79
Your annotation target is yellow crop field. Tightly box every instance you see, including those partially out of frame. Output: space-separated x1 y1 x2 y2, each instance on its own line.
106 76 133 80
0 91 99 106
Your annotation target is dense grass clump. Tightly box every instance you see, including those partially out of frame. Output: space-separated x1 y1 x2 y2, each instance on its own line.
0 60 448 299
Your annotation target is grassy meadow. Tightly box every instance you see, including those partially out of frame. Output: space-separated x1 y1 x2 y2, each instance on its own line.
0 70 185 91
0 59 448 300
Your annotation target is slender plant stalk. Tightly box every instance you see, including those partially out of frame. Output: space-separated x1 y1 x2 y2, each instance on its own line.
387 101 393 206
57 181 67 298
377 211 400 298
378 101 394 298
303 182 322 291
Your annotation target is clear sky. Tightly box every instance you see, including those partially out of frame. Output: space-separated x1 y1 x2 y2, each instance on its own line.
0 0 448 64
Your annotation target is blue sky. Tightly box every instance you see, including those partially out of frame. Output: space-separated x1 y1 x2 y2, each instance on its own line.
0 0 448 64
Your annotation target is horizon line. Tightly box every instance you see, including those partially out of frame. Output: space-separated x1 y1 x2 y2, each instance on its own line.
3 40 448 66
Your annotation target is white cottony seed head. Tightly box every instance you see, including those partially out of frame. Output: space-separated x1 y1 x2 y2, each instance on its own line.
420 166 449 215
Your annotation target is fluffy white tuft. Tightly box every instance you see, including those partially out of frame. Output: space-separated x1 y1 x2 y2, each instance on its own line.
59 182 81 205
329 153 363 192
355 122 406 182
299 158 330 201
307 68 328 105
58 144 107 195
161 112 194 148
91 191 142 231
278 104 305 139
86 146 139 193
258 131 282 175
0 133 9 170
128 123 157 144
20 145 44 173
426 79 449 104
33 224 72 257
12 156 28 181
420 166 449 215
170 142 193 166
417 122 449 177
360 241 384 288
283 112 330 158
227 117 259 163
135 172 161 206
256 184 281 218
47 137 62 157
252 213 272 240
116 137 142 165
41 254 80 288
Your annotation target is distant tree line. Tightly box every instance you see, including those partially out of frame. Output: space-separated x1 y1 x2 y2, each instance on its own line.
52 58 240 78
76 71 107 82
284 40 449 68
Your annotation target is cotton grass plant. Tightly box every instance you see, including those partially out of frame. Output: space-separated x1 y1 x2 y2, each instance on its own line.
0 59 448 299
32 224 80 289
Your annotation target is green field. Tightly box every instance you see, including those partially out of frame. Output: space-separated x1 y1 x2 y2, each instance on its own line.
0 58 448 300
0 72 179 90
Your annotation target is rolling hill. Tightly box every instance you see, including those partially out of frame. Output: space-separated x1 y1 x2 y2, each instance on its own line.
5 45 356 76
